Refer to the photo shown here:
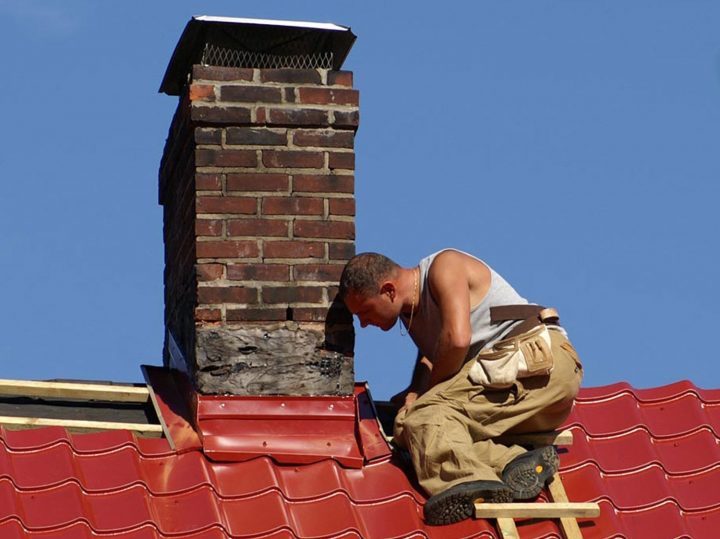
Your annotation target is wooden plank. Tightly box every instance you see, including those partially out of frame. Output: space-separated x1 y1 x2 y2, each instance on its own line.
549 473 592 539
475 502 600 519
0 379 150 403
497 429 574 447
496 517 520 539
0 415 163 434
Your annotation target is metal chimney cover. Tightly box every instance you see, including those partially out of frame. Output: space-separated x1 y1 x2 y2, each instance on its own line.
160 16 357 95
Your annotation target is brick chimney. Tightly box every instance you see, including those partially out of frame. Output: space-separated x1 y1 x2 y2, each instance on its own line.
158 17 358 396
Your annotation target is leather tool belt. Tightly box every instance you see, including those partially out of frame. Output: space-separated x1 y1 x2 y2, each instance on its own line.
468 305 561 388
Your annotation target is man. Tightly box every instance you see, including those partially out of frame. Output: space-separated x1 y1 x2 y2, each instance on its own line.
339 249 583 525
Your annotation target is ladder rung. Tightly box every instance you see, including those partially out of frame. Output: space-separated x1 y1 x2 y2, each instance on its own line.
475 502 600 519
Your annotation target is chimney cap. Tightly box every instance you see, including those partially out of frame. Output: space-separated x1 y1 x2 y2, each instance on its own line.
160 15 357 96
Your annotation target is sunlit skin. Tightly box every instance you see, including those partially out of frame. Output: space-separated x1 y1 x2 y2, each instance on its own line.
343 250 494 412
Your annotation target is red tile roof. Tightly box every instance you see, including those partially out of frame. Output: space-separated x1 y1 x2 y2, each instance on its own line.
0 379 718 538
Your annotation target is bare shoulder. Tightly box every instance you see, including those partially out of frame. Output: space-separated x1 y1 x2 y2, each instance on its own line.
429 250 491 305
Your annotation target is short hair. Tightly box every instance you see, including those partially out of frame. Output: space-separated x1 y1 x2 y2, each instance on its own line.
339 252 400 299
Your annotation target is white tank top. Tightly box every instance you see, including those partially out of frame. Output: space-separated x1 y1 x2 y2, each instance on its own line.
400 249 528 362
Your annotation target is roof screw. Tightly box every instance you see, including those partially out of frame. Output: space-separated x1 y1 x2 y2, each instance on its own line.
281 402 286 407
326 442 332 447
328 404 334 410
263 441 268 447
220 403 226 408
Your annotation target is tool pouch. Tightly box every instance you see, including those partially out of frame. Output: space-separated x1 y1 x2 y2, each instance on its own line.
468 324 555 389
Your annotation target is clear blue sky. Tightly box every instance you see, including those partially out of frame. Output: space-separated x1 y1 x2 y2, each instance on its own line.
2 1 718 399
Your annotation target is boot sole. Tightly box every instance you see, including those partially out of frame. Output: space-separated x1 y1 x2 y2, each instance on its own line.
424 481 514 526
503 446 559 500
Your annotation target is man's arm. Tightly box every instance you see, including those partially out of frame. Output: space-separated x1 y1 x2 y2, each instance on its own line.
391 351 433 409
427 251 473 388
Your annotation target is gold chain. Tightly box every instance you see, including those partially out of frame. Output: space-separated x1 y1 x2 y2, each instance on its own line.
400 267 418 337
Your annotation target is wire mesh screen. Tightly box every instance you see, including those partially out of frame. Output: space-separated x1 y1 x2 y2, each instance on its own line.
202 43 334 70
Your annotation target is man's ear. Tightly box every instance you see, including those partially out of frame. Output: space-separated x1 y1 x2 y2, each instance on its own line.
380 282 396 301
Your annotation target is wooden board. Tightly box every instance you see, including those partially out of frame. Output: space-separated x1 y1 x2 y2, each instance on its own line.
0 379 149 403
475 502 600 519
496 517 520 539
0 415 163 434
548 473 594 539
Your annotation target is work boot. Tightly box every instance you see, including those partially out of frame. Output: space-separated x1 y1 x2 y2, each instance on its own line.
424 480 513 525
502 446 559 500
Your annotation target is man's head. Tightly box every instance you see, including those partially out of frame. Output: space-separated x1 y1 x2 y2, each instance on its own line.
339 253 403 330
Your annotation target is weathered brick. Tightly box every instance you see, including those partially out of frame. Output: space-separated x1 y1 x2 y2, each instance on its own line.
196 173 222 190
294 264 344 281
328 71 353 87
328 152 355 170
297 88 359 106
227 308 287 321
262 286 323 304
196 219 223 237
263 240 324 259
195 128 222 144
284 87 296 103
262 197 323 215
328 242 355 260
196 263 225 281
294 220 354 240
328 198 355 216
196 240 259 259
189 84 216 102
260 69 321 84
227 218 288 237
226 127 287 146
226 173 289 192
293 304 353 324
262 150 323 169
293 130 354 148
220 85 283 103
191 105 252 124
196 196 256 214
196 148 257 167
195 308 222 322
193 65 253 82
293 174 354 193
228 263 290 281
332 110 360 129
198 286 258 304
266 108 329 127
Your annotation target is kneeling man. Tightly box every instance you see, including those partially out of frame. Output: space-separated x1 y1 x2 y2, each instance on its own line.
339 249 583 525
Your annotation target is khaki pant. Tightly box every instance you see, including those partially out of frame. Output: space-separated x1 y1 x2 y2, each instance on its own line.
393 328 583 496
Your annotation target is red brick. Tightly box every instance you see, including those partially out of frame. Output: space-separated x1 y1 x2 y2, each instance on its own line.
294 264 344 281
196 240 259 259
227 308 287 321
228 263 290 281
260 69 321 84
297 88 359 106
195 128 222 144
196 263 225 281
284 87 296 103
196 173 222 190
262 150 323 169
226 127 287 146
264 241 324 259
294 220 354 240
189 84 216 102
328 71 353 87
332 110 360 128
293 130 354 148
226 173 289 192
227 218 288 237
328 242 355 260
262 197 323 215
195 308 222 322
266 108 329 127
191 105 252 124
196 196 256 214
196 148 257 167
262 286 323 304
293 175 354 193
220 85 282 103
329 198 355 216
193 65 253 82
328 152 355 170
195 219 223 237
198 286 258 304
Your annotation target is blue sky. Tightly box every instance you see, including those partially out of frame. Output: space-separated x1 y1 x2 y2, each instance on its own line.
1 1 718 399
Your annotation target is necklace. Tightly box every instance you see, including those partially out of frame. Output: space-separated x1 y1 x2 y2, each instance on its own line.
400 267 418 337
